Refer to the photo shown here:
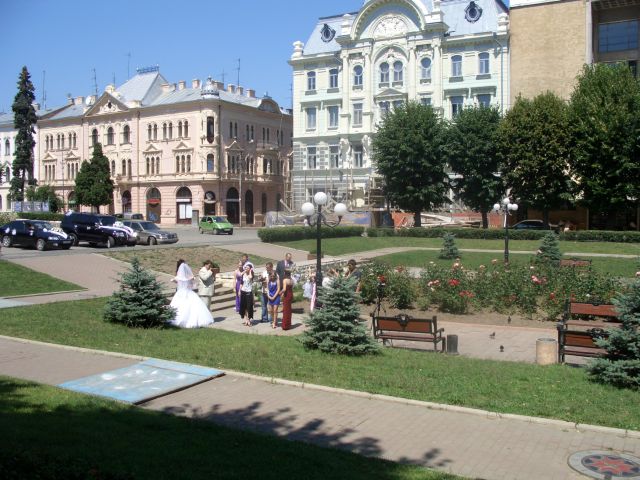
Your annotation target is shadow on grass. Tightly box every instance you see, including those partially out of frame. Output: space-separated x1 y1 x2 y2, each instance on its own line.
0 377 460 480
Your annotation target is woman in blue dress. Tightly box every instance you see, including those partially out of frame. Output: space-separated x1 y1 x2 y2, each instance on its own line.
267 272 281 329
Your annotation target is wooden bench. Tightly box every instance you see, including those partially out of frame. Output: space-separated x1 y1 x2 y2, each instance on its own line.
559 258 592 268
557 301 620 363
372 314 445 352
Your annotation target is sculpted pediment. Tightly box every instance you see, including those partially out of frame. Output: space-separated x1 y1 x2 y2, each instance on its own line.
42 152 57 161
143 143 161 154
374 15 408 38
225 139 243 152
375 88 405 98
84 93 129 117
172 141 192 152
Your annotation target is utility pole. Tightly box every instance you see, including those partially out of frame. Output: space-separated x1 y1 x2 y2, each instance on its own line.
126 52 131 79
236 58 241 86
92 68 98 96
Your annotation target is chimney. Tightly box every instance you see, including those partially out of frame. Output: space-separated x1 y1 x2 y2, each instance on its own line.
178 80 186 90
214 81 224 90
105 84 116 94
246 89 256 98
192 78 201 89
161 83 174 93
237 86 244 95
227 83 236 93
75 96 85 106
67 96 74 105
32 102 40 111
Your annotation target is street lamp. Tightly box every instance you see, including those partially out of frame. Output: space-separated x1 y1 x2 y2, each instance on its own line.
493 197 518 263
301 192 348 305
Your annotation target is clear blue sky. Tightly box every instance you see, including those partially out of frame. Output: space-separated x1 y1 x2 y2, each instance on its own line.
0 0 362 113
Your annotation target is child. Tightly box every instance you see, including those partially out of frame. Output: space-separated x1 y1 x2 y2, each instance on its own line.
267 272 281 328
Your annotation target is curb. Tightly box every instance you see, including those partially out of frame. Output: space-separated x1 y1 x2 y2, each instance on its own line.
2 334 637 439
4 288 87 300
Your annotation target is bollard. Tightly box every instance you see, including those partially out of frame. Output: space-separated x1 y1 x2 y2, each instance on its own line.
446 334 459 355
536 338 557 365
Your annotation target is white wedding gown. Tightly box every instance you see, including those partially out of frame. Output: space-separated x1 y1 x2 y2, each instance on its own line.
169 263 214 328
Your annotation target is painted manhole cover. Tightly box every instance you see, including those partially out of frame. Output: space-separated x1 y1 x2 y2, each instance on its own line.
568 450 640 479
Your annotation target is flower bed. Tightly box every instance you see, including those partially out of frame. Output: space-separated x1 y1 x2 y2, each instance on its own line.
360 259 621 320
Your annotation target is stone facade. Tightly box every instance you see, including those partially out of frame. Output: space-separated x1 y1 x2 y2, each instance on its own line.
35 69 292 226
290 0 510 211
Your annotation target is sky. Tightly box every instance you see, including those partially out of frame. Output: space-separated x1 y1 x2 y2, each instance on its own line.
0 0 364 113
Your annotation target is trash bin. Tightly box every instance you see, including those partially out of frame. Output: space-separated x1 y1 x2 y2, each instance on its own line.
536 338 557 365
446 334 459 355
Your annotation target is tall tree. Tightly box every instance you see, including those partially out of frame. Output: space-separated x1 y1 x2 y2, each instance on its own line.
569 63 640 223
372 102 449 227
74 143 114 212
497 92 573 226
444 106 503 228
26 184 62 213
10 66 37 202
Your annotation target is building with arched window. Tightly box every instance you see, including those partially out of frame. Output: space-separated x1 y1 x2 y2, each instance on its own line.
290 0 509 211
35 67 292 225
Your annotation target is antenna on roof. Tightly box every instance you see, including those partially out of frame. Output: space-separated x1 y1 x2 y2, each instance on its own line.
218 69 226 84
112 72 116 86
236 58 241 86
92 68 98 96
126 52 131 79
41 70 47 110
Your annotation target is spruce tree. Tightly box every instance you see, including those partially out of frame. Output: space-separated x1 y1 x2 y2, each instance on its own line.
10 66 37 202
534 232 562 266
104 258 175 328
75 143 114 212
439 232 460 259
302 275 379 355
588 279 640 390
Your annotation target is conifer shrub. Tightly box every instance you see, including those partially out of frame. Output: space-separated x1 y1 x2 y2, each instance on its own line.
534 232 562 267
438 232 460 259
104 258 175 328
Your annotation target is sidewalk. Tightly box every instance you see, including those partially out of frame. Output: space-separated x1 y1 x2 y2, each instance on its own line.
1 335 638 480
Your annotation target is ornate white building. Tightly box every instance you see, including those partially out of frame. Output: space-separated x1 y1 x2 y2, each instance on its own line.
289 0 509 211
34 67 292 225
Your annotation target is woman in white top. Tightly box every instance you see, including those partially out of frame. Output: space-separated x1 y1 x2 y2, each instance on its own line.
169 259 214 328
239 262 255 326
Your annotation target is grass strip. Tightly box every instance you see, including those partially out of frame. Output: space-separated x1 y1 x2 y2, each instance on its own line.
1 298 638 430
0 260 83 297
0 376 458 480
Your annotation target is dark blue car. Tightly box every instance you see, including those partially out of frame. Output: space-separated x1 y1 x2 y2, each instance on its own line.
1 220 73 251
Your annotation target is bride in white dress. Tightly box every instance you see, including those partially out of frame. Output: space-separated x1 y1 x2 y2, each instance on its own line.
169 260 214 328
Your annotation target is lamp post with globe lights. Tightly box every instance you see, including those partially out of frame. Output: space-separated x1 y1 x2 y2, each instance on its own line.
301 192 348 302
493 197 518 263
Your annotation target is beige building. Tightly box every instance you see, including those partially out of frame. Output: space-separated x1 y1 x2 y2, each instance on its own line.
510 0 639 102
36 67 292 226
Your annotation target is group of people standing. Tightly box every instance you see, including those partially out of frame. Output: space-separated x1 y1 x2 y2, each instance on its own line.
234 253 295 329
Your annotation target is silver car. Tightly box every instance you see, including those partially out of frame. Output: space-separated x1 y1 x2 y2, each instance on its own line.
123 220 179 245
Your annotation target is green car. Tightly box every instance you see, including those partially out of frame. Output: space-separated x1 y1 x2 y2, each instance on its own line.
199 215 234 235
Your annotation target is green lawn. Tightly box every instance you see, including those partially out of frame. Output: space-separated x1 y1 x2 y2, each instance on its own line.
276 237 640 257
1 298 639 430
0 376 457 480
373 250 637 278
0 260 83 297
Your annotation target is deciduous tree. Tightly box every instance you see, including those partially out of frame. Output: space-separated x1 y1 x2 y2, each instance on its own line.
497 92 572 226
444 106 503 228
372 102 449 227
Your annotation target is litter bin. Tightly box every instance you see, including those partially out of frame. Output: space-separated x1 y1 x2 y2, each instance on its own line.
446 334 459 355
536 338 557 365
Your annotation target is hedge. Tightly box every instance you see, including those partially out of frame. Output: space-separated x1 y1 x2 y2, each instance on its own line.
257 226 365 242
0 212 66 226
367 227 640 243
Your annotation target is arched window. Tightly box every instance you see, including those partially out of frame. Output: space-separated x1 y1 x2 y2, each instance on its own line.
206 117 215 143
353 65 363 87
186 154 191 172
127 159 132 178
156 157 160 174
329 68 339 89
451 55 462 77
162 123 167 140
168 122 173 139
478 52 490 75
45 136 49 151
307 71 316 91
146 158 150 175
153 124 158 140
393 61 403 83
147 124 152 140
107 127 114 145
91 129 98 146
61 134 65 149
56 135 60 149
229 121 234 138
178 121 183 138
379 62 389 84
176 155 180 173
181 155 186 173
123 125 130 144
68 133 72 148
184 121 189 137
121 159 126 175
421 58 432 80
261 193 267 214
73 133 77 148
207 154 215 172
111 160 116 176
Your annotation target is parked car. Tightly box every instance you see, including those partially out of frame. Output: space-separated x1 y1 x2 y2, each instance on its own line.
511 219 557 230
1 220 73 251
115 212 145 220
199 216 234 235
61 213 133 248
123 220 179 245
